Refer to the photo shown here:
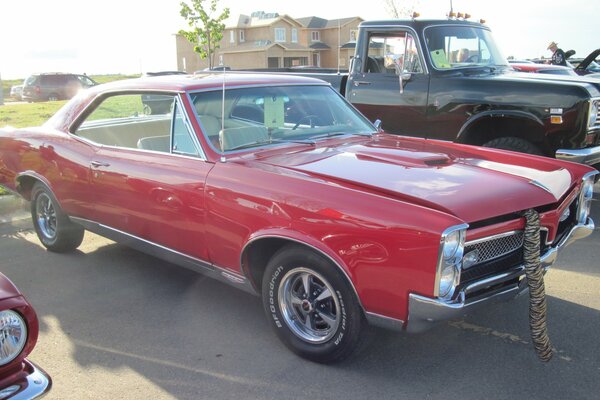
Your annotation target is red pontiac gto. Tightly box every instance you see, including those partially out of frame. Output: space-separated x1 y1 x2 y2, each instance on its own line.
0 273 51 398
0 74 597 362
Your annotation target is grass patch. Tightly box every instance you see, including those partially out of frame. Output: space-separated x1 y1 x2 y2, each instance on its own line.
0 101 67 128
0 186 8 196
0 74 141 127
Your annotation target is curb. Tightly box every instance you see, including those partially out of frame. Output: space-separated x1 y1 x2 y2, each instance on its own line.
0 194 30 224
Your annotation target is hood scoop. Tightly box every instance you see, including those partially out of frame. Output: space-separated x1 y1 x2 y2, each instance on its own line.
351 147 452 167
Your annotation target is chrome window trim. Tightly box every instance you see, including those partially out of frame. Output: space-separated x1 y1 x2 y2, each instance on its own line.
358 25 429 75
172 94 206 159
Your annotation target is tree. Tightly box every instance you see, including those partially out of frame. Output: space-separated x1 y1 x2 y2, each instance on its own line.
383 0 421 18
179 0 230 70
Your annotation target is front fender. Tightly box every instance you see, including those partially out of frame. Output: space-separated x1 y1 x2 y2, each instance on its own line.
456 110 545 144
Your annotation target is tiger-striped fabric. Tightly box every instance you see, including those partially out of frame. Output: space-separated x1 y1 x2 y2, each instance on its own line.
522 209 553 362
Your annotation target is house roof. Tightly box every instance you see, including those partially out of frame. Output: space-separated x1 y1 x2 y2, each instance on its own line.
225 13 303 29
309 42 331 50
220 41 312 54
340 42 356 49
296 16 361 29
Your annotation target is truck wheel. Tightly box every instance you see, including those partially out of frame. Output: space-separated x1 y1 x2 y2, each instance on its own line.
483 137 542 155
31 182 84 252
262 244 365 363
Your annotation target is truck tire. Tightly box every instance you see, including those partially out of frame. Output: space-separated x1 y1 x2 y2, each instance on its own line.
483 137 543 156
262 244 365 363
31 182 84 252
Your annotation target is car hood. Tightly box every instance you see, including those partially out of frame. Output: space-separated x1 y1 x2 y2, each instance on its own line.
0 272 22 300
577 48 600 70
257 136 577 223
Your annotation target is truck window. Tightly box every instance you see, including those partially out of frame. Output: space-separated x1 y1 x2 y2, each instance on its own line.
366 32 423 74
424 26 508 69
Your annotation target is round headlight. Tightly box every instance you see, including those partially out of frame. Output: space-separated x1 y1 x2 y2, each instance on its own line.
439 264 456 298
0 310 28 366
589 101 598 128
443 231 461 258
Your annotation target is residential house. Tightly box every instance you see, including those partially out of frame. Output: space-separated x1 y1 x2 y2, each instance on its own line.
175 11 362 72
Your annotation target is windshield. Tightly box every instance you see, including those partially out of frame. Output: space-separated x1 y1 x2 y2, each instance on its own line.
190 85 376 152
424 25 508 70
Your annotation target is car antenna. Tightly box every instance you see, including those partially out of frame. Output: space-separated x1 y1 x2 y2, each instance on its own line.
219 55 226 163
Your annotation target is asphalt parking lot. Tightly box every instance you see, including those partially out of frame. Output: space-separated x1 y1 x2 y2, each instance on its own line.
1 189 599 400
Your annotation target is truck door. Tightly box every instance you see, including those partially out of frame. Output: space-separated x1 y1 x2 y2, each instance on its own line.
347 30 429 136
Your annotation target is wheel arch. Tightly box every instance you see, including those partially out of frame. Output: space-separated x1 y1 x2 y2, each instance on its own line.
241 232 365 311
15 172 52 201
456 110 548 154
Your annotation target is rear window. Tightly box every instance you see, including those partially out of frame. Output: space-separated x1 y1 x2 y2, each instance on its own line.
25 75 39 85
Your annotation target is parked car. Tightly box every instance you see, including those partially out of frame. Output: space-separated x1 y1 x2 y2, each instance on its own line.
572 49 600 75
248 19 600 164
0 272 51 398
0 74 597 362
9 85 23 101
509 62 579 76
21 72 97 102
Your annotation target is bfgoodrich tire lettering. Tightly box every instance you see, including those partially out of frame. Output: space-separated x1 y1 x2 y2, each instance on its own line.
262 244 364 363
31 182 84 252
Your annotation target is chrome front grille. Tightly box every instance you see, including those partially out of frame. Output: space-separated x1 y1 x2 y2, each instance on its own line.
464 231 524 265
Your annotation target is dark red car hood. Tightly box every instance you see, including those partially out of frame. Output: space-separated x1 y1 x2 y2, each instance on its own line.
257 135 578 223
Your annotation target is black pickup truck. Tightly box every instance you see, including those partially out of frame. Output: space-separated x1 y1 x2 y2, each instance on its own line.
293 19 600 165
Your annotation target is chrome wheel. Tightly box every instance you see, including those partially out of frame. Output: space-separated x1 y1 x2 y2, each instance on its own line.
36 192 57 240
278 267 340 343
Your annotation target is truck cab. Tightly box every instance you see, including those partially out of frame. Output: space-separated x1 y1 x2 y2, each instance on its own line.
345 19 600 164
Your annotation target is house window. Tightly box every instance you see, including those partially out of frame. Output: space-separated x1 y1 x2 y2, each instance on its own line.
229 30 235 44
239 30 245 43
275 28 286 42
291 28 298 43
350 30 358 42
311 31 320 42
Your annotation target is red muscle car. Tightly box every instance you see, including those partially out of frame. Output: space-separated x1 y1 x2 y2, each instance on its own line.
0 74 597 362
0 272 51 398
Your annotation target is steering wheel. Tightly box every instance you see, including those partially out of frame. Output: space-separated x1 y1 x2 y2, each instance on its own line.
292 115 321 130
465 55 480 63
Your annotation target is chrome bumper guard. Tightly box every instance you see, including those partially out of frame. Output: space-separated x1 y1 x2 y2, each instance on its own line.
405 218 595 334
0 360 51 400
556 145 600 165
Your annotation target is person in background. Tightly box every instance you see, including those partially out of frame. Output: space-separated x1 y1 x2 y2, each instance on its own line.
456 48 470 63
547 41 567 66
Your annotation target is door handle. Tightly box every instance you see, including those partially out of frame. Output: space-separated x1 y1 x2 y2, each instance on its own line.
353 81 372 86
90 161 110 168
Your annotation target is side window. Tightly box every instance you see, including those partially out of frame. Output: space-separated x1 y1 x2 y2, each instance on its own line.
75 94 174 151
172 102 200 157
365 32 423 74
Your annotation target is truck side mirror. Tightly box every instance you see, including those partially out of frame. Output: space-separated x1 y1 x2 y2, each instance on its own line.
350 57 361 73
384 54 412 94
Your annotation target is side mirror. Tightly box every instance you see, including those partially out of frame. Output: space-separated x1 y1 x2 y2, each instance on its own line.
373 119 383 132
350 57 361 74
384 54 412 94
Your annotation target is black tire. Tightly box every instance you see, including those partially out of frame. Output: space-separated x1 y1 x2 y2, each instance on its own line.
483 137 543 155
31 182 84 252
262 244 365 363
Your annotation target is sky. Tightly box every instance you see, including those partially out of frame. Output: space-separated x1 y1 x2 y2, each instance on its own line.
0 0 598 80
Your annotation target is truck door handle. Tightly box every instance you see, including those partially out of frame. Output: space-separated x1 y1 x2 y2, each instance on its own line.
353 81 372 86
91 161 110 168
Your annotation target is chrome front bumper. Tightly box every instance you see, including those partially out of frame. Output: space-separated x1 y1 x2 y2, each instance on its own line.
405 217 595 333
0 360 51 400
556 145 600 165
